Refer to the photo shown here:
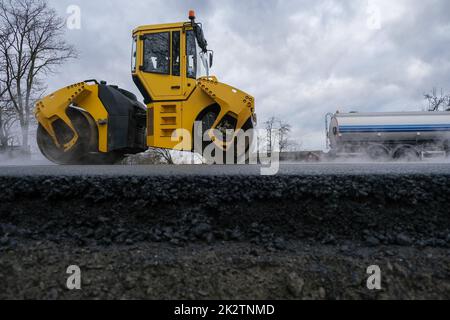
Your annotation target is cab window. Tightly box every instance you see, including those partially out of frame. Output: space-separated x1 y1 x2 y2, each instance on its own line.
131 36 137 72
143 32 170 74
172 31 180 76
186 30 197 79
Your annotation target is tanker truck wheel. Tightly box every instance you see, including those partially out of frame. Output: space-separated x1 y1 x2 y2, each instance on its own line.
393 146 420 162
366 145 390 162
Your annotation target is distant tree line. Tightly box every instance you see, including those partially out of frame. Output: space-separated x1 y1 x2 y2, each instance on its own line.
424 88 450 112
262 116 301 154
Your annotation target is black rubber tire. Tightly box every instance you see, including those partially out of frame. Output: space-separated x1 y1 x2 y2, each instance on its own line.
37 108 125 165
366 145 390 161
37 110 91 165
231 118 255 165
192 105 255 165
393 146 420 162
202 118 255 165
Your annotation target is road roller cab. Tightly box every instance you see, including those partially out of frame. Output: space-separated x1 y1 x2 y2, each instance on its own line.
35 11 256 164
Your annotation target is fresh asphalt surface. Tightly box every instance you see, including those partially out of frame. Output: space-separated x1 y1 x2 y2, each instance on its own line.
1 162 450 176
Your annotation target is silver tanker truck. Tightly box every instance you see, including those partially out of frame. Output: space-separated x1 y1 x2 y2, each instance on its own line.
326 111 450 160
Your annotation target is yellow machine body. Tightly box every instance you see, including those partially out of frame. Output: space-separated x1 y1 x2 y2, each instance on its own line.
145 77 255 151
35 17 256 164
35 82 109 152
133 22 255 151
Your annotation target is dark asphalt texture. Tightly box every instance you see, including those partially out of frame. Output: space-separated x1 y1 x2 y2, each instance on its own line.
0 163 449 299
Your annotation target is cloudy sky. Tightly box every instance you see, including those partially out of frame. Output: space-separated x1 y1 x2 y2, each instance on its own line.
46 0 450 150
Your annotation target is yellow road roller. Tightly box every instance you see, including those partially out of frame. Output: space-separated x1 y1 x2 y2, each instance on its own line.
35 11 256 164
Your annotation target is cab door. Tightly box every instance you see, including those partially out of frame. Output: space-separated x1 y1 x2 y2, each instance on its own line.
139 30 183 100
183 28 199 99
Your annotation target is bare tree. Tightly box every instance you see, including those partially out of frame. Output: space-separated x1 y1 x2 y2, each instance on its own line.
424 88 450 112
0 98 7 149
0 61 16 149
0 100 18 149
264 116 277 155
0 0 76 150
278 120 292 153
285 139 302 152
0 23 9 148
263 116 297 153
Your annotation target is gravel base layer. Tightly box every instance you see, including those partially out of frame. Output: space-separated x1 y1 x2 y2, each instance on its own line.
1 242 449 300
0 174 450 299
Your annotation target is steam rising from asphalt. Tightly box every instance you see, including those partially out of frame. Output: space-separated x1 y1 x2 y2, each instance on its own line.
325 153 450 164
2 153 450 167
0 153 53 166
